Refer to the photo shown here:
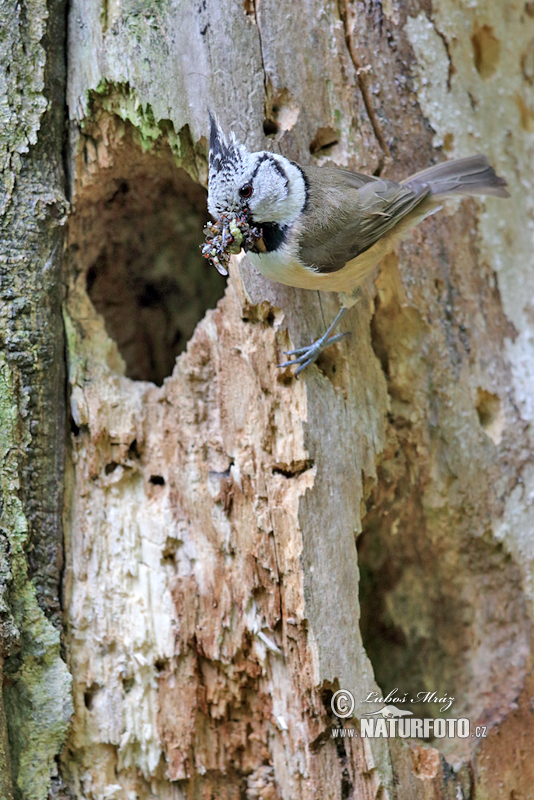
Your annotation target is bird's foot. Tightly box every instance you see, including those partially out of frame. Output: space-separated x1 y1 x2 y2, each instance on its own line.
278 331 349 376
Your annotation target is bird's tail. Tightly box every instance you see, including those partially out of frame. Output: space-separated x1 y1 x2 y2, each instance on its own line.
403 155 510 199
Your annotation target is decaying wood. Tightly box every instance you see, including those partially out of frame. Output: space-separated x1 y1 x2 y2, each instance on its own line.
2 0 530 797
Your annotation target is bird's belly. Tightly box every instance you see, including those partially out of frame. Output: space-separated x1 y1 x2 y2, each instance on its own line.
247 247 322 290
247 235 395 293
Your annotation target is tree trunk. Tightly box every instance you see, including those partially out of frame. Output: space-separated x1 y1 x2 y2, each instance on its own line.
3 0 534 797
0 0 72 798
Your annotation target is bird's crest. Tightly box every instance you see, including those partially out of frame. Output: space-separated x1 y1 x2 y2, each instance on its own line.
208 111 245 174
207 112 252 217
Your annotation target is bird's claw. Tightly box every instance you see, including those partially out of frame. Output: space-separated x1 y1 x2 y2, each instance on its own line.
277 331 350 376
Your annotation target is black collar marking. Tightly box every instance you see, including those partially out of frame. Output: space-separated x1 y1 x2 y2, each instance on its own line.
260 222 288 252
290 161 309 212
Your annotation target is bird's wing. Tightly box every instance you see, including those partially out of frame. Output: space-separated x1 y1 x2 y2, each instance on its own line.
355 179 431 253
298 166 431 274
304 165 377 191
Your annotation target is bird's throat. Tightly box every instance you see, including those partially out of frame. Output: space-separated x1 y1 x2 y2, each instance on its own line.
258 222 288 252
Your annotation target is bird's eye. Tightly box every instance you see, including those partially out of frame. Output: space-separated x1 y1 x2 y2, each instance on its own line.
239 184 253 199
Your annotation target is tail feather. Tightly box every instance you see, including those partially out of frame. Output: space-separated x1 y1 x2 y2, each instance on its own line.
404 155 510 199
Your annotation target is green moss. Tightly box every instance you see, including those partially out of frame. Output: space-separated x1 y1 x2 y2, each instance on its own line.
92 80 182 151
88 80 206 182
0 355 73 800
4 596 72 800
62 307 87 386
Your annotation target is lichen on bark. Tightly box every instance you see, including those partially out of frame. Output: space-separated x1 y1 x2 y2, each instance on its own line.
0 0 73 796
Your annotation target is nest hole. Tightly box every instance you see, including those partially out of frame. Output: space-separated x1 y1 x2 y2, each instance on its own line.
71 121 226 385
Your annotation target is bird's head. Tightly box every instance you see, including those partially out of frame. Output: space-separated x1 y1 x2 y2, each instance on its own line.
207 113 306 225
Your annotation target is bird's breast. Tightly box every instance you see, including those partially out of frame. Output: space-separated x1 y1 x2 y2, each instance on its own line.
246 242 317 289
246 221 403 294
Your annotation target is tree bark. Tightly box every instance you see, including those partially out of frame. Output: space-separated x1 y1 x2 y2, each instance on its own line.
0 0 72 797
3 0 534 797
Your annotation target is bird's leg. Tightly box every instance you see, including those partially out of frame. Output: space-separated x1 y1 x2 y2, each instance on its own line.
278 306 350 376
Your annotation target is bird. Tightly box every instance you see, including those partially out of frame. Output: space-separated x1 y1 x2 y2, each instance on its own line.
207 114 509 375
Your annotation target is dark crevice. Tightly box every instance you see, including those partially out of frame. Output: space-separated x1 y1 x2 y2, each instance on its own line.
249 0 269 123
128 439 141 460
429 15 455 91
310 126 340 156
271 459 314 478
263 118 279 136
337 0 390 174
84 683 100 710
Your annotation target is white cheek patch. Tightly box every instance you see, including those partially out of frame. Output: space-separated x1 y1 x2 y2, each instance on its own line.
249 162 287 220
250 157 306 224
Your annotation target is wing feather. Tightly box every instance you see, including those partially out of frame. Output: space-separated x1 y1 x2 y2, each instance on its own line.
298 165 430 274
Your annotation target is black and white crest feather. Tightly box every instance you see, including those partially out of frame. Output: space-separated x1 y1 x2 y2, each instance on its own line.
208 112 244 174
207 113 253 217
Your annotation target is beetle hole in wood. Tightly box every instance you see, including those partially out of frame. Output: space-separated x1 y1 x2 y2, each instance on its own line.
476 388 504 445
264 88 299 135
471 24 500 81
316 340 347 391
149 474 165 485
263 118 280 136
310 126 339 156
271 459 314 478
276 371 295 387
70 119 226 385
264 309 275 327
241 300 279 325
84 683 101 710
128 439 141 460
